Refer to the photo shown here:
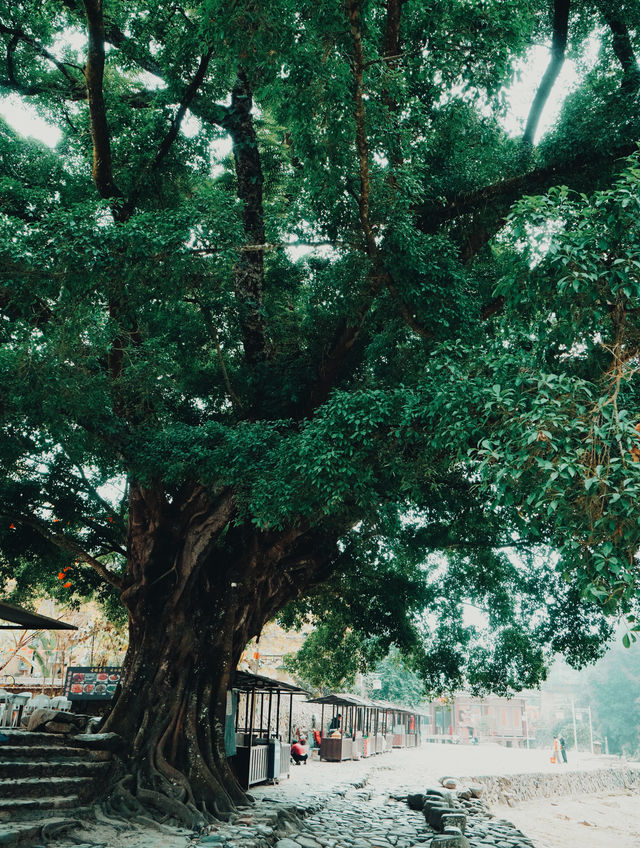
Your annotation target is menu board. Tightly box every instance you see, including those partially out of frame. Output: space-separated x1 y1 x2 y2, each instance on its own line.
63 666 121 700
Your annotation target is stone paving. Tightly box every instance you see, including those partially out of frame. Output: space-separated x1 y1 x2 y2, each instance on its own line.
193 751 540 848
194 780 538 848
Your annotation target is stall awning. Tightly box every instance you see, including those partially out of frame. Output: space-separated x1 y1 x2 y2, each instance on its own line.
371 698 429 716
232 670 308 695
307 693 371 708
0 600 78 631
307 692 428 716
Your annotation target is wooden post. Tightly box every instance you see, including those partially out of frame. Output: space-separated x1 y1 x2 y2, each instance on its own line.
288 692 293 743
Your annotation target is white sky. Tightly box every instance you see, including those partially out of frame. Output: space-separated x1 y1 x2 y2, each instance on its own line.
0 37 601 151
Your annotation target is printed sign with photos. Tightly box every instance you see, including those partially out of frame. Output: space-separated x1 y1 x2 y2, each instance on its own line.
63 666 121 700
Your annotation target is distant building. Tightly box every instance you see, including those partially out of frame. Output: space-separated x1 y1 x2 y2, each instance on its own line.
425 695 529 746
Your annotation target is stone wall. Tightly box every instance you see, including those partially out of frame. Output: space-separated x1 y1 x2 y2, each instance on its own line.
461 766 640 806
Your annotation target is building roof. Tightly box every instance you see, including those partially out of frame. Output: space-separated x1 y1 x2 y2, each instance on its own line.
0 600 78 631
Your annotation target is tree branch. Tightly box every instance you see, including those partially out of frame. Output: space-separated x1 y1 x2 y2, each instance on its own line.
417 142 638 236
382 0 404 62
6 513 123 590
386 279 433 339
0 285 52 327
120 48 216 218
380 0 406 177
346 0 376 256
522 0 570 146
600 6 640 92
302 4 390 414
303 1 425 408
62 0 231 128
185 295 242 412
82 0 123 206
151 49 214 170
225 73 272 366
0 23 84 91
379 0 433 338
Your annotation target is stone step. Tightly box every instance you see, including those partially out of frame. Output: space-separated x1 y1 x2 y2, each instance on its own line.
0 744 110 761
0 776 97 800
0 821 41 847
0 758 111 779
0 796 87 823
0 817 84 847
0 730 91 748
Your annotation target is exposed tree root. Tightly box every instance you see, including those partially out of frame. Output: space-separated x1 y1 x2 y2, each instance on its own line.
40 820 83 842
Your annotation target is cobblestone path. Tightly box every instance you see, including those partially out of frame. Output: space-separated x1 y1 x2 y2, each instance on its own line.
197 775 539 848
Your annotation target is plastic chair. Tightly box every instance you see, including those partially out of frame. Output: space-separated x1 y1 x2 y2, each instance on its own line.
0 690 14 728
5 693 30 727
49 696 72 712
23 693 51 716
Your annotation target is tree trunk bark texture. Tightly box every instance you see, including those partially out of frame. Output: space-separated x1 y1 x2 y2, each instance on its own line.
100 483 328 825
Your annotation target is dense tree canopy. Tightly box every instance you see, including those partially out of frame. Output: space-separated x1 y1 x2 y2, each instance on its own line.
1 0 640 823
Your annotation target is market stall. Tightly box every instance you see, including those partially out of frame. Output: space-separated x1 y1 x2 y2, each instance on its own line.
229 671 308 789
307 693 380 761
372 701 423 747
307 693 426 760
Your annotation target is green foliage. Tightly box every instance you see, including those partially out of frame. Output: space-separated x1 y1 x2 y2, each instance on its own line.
364 649 426 707
0 0 639 700
471 160 640 618
584 641 640 756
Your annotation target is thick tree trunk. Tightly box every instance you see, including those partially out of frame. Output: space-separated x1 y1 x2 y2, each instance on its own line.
98 485 252 824
102 576 245 825
99 483 333 825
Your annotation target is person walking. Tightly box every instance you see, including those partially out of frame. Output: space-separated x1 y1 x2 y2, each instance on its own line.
559 735 567 763
552 735 562 764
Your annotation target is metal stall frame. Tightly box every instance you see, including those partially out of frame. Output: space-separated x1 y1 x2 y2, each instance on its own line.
229 671 308 789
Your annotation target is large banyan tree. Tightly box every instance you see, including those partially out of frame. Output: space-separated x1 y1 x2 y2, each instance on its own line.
2 0 640 824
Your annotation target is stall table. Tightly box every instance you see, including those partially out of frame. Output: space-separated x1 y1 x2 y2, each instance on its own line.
320 736 353 761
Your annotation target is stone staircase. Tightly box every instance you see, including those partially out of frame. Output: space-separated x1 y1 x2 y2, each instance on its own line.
0 728 116 825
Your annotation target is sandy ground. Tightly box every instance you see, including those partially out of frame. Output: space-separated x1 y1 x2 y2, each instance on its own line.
251 742 623 802
494 793 640 848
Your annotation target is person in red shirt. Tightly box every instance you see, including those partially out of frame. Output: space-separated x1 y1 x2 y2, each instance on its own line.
290 738 308 765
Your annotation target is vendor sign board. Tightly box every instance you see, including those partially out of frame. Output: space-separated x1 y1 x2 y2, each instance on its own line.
63 666 121 700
